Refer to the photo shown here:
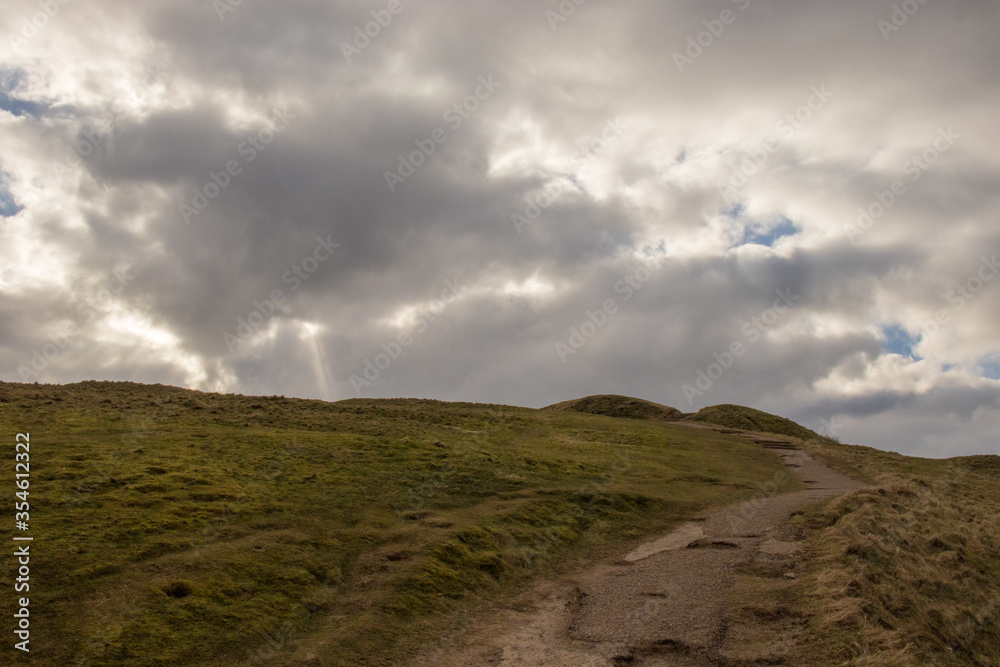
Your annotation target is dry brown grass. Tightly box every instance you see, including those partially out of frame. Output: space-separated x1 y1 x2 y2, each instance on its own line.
788 439 1000 666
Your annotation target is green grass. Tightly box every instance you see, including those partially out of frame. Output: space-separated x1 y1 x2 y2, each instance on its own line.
684 403 822 440
0 381 798 666
544 394 684 421
542 396 823 442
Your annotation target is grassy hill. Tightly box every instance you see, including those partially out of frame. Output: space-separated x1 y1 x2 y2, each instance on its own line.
3 381 997 666
0 381 799 666
544 394 684 421
684 403 821 440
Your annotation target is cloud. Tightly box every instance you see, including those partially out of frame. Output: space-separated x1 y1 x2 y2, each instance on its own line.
1 0 998 457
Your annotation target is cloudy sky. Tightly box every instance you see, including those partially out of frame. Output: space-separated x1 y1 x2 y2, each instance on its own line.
1 0 998 458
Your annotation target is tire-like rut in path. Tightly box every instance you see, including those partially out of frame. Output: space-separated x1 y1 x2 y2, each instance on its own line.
415 436 865 666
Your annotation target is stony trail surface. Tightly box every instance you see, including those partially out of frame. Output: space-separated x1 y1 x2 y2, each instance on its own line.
413 434 865 666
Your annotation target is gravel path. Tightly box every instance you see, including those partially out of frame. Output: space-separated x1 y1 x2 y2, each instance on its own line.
414 434 865 666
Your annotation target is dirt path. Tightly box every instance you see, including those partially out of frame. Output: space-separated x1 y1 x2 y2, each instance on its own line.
414 436 865 666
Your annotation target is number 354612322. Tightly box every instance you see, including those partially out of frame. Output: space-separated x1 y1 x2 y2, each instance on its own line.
16 433 30 509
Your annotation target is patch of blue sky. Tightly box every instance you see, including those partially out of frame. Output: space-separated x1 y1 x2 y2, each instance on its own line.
881 324 922 360
0 170 22 217
976 356 1000 380
722 204 799 248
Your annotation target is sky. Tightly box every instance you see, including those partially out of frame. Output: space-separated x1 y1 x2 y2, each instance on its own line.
1 0 998 459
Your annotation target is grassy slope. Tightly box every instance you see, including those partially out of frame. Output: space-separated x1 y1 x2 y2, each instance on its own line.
785 439 1000 666
684 403 821 441
544 394 684 421
0 381 798 666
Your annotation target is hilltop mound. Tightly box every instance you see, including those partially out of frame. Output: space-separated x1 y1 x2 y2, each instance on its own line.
544 395 684 422
684 404 820 440
948 454 1000 475
543 396 820 441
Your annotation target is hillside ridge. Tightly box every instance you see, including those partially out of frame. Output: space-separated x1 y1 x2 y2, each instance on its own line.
543 393 822 441
4 382 818 441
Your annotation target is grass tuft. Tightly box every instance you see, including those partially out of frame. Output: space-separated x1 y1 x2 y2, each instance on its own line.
787 438 1000 666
